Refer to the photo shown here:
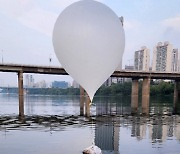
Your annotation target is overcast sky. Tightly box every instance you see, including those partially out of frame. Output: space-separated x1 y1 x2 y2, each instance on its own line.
0 0 180 86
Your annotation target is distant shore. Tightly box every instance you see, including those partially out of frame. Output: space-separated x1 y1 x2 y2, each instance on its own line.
0 81 174 96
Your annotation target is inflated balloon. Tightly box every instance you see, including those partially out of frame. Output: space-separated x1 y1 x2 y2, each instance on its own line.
53 0 125 101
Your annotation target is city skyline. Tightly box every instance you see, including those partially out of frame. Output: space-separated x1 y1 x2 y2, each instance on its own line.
132 41 179 72
0 0 180 86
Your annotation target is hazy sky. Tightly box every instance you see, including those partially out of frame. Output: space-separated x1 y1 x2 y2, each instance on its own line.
0 0 180 86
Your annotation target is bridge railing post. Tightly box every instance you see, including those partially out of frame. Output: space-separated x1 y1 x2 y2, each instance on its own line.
18 71 24 117
131 78 139 113
142 77 150 114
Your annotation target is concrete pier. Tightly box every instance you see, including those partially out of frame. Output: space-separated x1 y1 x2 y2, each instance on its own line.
80 86 85 116
131 78 139 113
142 78 150 114
18 71 24 117
85 95 91 117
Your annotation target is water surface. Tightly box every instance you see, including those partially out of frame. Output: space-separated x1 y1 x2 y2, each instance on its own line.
0 94 180 154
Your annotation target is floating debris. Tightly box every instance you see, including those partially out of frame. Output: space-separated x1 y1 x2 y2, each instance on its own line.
83 145 102 154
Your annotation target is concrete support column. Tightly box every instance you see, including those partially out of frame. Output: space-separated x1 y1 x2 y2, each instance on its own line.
18 71 24 117
173 80 179 113
85 92 91 117
131 78 139 113
142 78 150 114
80 86 85 116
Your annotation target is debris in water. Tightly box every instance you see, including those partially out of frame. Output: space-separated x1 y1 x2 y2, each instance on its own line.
83 145 102 154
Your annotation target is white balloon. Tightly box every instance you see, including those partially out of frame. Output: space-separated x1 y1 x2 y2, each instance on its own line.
53 0 125 101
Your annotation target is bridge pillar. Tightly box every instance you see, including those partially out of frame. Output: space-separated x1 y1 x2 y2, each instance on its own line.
174 80 179 112
80 86 85 116
142 78 150 114
85 92 91 117
18 71 24 117
131 78 139 113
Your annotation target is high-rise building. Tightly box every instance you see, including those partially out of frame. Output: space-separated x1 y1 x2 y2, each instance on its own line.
104 77 125 86
29 75 34 87
25 74 34 88
134 46 150 71
172 48 178 72
52 81 68 89
152 42 173 72
178 58 180 72
25 75 30 88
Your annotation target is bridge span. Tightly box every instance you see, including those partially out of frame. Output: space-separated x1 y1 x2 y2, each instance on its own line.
0 64 180 79
0 64 179 116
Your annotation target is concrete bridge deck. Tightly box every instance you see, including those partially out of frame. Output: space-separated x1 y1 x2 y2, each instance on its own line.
0 64 180 80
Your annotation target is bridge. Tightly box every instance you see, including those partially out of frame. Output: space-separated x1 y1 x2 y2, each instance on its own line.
1 64 180 79
0 64 179 116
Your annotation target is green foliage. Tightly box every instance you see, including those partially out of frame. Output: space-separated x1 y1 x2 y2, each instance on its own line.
26 87 80 95
97 81 174 96
150 81 174 96
0 81 175 96
96 82 132 96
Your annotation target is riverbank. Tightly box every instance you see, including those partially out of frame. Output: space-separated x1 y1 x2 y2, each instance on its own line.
0 81 175 96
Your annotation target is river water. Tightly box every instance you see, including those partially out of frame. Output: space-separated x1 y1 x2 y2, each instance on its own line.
0 93 180 154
